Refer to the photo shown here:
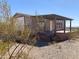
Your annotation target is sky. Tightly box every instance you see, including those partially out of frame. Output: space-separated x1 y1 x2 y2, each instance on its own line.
7 0 79 27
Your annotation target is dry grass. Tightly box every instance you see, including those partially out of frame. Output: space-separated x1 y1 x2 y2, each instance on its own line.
0 41 14 55
0 1 32 58
67 30 79 40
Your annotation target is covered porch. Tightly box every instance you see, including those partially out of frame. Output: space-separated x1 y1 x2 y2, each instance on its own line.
37 14 73 34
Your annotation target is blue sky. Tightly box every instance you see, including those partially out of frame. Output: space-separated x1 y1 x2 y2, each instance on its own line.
8 0 79 27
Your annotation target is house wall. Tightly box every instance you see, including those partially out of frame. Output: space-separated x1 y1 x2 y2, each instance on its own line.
30 17 51 33
30 18 65 32
31 17 37 33
15 17 24 31
44 19 50 31
14 15 65 33
24 16 32 29
14 15 32 32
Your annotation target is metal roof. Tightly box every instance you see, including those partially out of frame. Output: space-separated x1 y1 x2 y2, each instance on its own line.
13 13 73 20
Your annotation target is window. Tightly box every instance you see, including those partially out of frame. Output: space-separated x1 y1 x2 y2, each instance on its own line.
56 22 62 29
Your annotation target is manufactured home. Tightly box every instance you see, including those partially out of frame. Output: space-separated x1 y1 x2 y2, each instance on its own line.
12 13 73 34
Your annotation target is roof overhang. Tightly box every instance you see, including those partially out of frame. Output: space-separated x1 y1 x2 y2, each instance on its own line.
33 14 73 20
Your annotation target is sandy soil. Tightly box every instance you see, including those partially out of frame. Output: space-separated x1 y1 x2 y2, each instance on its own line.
2 39 79 59
23 40 79 59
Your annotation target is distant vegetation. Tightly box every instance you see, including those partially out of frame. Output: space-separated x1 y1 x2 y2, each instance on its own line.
68 29 79 40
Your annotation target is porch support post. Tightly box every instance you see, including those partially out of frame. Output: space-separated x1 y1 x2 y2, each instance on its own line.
64 19 66 34
70 20 72 32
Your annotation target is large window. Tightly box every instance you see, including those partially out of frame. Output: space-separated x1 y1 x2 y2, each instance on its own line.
56 23 62 28
56 20 64 30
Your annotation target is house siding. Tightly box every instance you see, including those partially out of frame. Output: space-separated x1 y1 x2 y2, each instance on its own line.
24 16 32 29
13 14 65 33
31 17 40 33
15 17 24 31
